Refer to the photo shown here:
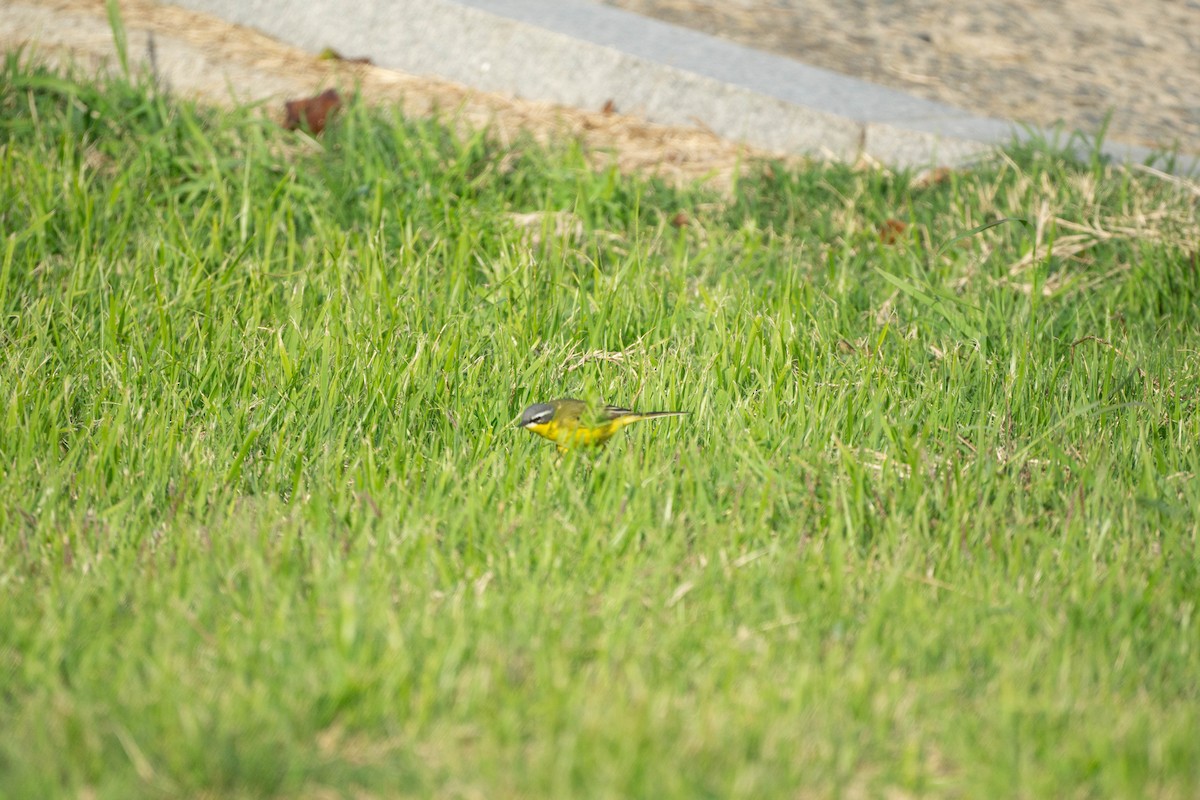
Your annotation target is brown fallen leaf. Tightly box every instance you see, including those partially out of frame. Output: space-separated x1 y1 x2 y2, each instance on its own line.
878 218 907 244
284 88 342 134
910 166 955 189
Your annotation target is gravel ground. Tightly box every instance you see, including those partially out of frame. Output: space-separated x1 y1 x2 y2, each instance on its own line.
603 0 1200 153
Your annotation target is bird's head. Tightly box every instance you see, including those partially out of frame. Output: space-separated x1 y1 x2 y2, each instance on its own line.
518 402 555 428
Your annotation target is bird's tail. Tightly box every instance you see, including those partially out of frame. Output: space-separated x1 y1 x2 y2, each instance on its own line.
629 410 688 421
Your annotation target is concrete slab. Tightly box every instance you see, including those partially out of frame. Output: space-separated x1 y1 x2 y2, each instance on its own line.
165 0 1194 171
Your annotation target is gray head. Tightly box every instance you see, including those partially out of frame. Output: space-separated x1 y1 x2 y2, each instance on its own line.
519 402 555 428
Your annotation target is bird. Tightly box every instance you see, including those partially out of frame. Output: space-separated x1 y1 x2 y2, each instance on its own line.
518 398 687 451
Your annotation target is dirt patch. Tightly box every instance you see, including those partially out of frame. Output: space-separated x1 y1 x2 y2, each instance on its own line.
604 0 1200 153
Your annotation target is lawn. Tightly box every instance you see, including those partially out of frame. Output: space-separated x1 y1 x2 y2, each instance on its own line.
1 53 1198 799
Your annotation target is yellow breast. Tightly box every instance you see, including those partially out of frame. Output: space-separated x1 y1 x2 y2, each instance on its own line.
527 419 622 449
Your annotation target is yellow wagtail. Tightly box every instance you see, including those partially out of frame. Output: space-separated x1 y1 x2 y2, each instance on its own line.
518 398 687 451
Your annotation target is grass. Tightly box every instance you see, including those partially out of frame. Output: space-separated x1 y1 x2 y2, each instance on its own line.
1 53 1199 799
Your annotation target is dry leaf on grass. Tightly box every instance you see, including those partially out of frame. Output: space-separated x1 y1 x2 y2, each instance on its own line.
283 88 342 134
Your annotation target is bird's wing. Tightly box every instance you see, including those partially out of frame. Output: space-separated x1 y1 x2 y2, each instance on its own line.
602 404 635 420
